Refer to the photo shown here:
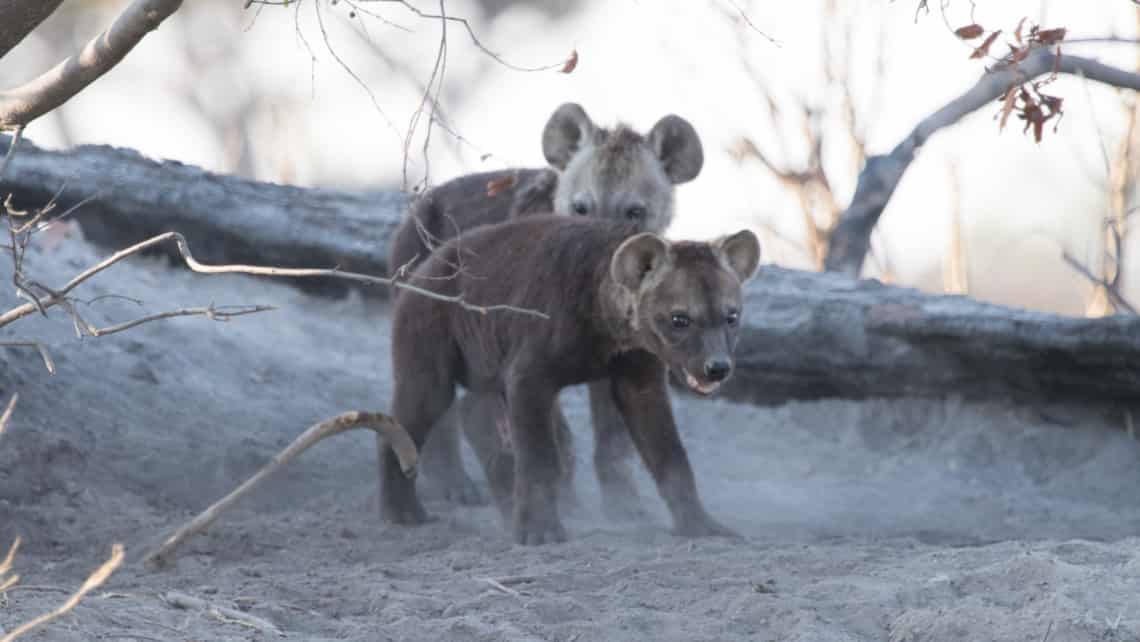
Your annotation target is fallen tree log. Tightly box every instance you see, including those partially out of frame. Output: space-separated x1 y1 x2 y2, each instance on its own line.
724 266 1140 405
3 135 1139 405
0 135 407 297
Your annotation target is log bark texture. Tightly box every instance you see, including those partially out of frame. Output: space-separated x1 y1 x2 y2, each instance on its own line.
3 135 1138 405
721 266 1140 405
0 136 407 297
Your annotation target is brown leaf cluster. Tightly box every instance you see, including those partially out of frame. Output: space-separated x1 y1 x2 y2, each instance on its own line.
955 16 1068 143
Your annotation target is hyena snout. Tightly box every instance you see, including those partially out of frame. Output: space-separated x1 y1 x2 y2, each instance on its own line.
703 357 732 383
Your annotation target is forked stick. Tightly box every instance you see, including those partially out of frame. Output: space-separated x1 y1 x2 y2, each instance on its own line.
144 411 417 568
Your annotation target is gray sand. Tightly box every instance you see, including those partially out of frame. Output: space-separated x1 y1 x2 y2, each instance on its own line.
1 227 1138 641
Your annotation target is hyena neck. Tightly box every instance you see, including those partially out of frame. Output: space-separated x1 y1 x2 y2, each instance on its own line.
595 271 642 356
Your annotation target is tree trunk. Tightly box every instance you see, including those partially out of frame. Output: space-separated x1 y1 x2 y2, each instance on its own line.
3 135 1139 405
0 0 65 59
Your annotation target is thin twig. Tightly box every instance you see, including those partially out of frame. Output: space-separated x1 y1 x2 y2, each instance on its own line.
368 0 569 72
401 0 449 190
312 0 402 144
144 411 417 567
81 305 275 337
0 393 17 437
0 342 55 374
0 537 20 589
0 544 124 642
163 592 284 637
0 231 547 330
0 125 24 180
1061 250 1138 314
479 577 521 596
719 0 780 46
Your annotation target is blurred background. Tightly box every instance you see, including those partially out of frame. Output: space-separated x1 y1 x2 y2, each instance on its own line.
1 0 1137 315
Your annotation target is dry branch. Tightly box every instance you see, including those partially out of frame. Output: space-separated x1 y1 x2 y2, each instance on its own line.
1061 250 1137 315
0 538 17 584
0 230 543 333
162 591 283 637
0 393 16 438
0 0 183 128
0 342 53 373
0 543 124 642
144 411 417 568
826 48 1140 277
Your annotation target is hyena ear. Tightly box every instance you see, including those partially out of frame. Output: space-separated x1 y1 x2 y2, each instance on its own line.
543 103 599 169
647 114 704 184
715 229 761 282
611 233 671 292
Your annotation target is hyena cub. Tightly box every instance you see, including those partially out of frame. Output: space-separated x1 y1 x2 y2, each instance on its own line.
387 102 704 511
384 215 760 544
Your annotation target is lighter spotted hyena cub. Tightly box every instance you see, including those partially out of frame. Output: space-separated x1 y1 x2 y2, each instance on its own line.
388 102 704 515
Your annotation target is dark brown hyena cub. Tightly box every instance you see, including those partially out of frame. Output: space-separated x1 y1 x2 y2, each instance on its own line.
388 102 704 513
384 215 760 544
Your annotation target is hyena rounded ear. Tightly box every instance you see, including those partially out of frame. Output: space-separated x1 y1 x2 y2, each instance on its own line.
647 115 704 184
715 230 761 282
542 103 598 169
611 233 670 292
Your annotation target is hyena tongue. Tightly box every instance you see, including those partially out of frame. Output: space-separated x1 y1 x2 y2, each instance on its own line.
683 369 720 396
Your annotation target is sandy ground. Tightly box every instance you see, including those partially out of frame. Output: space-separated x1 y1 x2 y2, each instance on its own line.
2 227 1140 642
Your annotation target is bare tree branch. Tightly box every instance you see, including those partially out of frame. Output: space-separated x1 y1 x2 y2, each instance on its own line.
718 0 780 46
144 411 417 568
826 48 1140 276
1062 250 1137 314
0 0 183 128
0 0 65 59
0 231 547 330
76 304 275 338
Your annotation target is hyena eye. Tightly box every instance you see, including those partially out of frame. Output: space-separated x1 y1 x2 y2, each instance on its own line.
725 310 740 326
670 313 691 329
625 206 646 221
572 199 590 216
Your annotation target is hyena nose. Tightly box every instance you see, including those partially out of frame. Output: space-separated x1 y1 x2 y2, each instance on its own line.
704 358 732 382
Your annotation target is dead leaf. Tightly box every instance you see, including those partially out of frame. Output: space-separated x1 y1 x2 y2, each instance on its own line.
485 175 518 197
561 49 578 74
998 86 1018 131
1033 27 1066 46
954 24 985 40
969 30 1001 59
